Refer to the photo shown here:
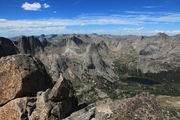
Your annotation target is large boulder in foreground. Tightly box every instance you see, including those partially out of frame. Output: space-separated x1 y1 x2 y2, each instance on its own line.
0 54 53 105
0 37 18 57
0 97 36 120
0 75 78 120
48 75 75 101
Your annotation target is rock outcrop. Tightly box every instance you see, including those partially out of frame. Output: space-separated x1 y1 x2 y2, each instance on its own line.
0 89 77 120
95 93 164 120
14 36 44 55
65 93 164 120
0 37 18 57
0 54 78 120
0 54 53 105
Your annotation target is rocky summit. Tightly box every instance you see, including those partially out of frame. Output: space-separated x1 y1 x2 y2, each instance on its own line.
0 54 78 120
0 33 179 120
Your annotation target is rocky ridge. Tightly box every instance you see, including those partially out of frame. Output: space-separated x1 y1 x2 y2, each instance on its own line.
65 93 165 120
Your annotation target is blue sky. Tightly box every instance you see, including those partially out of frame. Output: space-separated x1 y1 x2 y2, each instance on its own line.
0 0 180 37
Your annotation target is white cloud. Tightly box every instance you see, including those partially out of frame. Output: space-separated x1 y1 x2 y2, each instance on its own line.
43 3 50 8
123 11 180 23
74 29 180 36
143 6 162 9
0 24 179 37
0 19 6 22
22 2 41 11
0 18 137 29
143 6 154 8
5 11 180 29
0 26 66 37
1 11 180 37
122 27 144 31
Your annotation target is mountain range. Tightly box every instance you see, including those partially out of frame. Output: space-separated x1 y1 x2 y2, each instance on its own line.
0 33 180 119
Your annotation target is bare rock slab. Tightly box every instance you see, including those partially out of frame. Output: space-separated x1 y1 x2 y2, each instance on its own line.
0 54 53 105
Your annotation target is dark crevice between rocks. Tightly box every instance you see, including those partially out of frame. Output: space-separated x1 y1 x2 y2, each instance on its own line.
76 103 88 111
89 111 96 120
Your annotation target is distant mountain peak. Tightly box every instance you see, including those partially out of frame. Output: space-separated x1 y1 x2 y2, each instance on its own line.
156 32 168 37
69 36 84 45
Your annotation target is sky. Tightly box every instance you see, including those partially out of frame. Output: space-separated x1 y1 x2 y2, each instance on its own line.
0 0 180 37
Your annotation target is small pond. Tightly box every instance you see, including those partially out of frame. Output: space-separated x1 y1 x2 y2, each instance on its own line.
124 77 160 85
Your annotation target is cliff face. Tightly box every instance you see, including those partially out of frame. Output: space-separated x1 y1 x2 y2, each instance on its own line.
14 36 44 55
0 37 18 57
